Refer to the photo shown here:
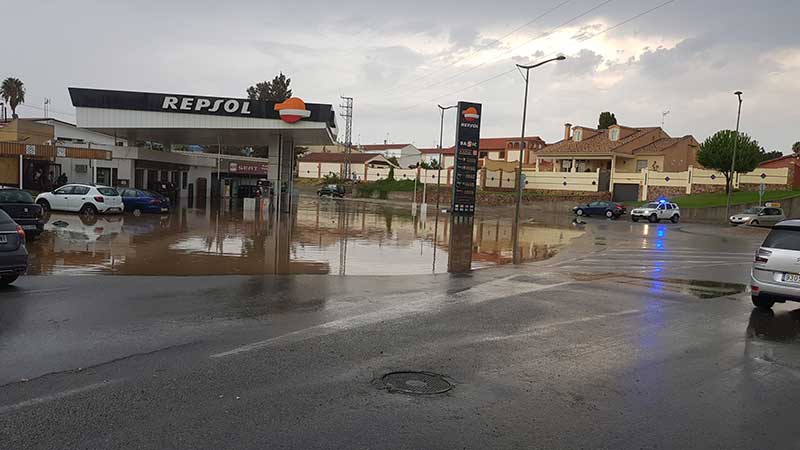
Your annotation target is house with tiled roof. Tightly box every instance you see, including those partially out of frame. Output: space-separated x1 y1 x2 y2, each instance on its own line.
476 137 547 165
417 136 549 169
537 123 699 174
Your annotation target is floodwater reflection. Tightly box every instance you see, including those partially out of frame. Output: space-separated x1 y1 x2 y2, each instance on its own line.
27 197 583 276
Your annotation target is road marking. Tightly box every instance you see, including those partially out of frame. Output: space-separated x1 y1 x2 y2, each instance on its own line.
211 276 572 359
480 309 642 342
2 287 70 296
0 380 120 415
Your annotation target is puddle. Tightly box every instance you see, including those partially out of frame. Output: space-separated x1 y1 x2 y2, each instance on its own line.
571 273 747 299
26 197 583 276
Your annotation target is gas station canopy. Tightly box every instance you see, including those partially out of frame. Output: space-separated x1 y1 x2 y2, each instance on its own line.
69 87 337 146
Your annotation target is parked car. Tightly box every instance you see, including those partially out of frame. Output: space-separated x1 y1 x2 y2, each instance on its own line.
0 187 44 239
751 220 800 309
0 208 28 286
730 206 785 227
317 184 345 198
573 201 626 219
118 188 170 216
631 201 681 223
35 184 123 215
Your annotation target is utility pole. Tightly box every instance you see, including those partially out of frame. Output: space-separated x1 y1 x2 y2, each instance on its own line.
661 110 670 128
339 96 354 184
725 91 744 221
513 55 566 264
44 98 51 119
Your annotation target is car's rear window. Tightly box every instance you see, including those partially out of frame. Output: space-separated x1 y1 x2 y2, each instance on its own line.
0 209 11 224
763 228 800 251
0 189 34 203
97 188 119 196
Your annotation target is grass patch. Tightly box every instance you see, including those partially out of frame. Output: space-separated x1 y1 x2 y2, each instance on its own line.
644 190 800 209
356 179 417 199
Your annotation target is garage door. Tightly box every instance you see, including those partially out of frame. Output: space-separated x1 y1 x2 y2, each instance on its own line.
613 184 639 202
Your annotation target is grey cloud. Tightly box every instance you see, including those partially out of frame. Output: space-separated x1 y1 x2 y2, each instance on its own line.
555 49 604 77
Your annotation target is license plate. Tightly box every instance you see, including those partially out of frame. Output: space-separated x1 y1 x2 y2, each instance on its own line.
783 273 800 283
22 225 36 230
0 235 7 244
161 208 168 212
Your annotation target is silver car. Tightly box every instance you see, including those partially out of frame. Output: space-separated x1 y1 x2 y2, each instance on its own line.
751 220 800 309
730 206 785 227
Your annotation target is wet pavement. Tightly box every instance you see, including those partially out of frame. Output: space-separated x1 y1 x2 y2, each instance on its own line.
4 203 800 450
26 196 582 276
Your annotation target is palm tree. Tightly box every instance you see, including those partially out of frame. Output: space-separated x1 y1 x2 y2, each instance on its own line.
1 77 26 119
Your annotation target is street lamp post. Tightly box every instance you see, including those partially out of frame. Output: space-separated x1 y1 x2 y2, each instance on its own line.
436 104 458 213
513 55 566 264
725 91 743 221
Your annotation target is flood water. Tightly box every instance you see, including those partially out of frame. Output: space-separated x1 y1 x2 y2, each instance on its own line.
26 197 583 276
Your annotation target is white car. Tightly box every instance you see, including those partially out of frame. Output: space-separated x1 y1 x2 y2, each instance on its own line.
36 184 123 215
751 220 800 309
631 201 681 223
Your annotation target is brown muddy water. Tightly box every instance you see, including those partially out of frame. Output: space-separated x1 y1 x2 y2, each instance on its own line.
26 197 583 276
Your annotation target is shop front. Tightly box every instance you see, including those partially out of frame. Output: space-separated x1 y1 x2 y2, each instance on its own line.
0 142 111 191
217 160 270 198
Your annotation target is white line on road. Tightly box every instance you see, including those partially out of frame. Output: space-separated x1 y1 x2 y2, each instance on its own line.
480 309 642 343
211 276 572 359
0 380 120 415
2 287 70 296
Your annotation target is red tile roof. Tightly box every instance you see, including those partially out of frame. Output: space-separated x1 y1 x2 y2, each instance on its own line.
539 126 663 155
632 136 695 155
759 153 797 166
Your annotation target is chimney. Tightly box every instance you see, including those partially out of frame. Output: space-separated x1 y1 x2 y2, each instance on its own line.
564 123 572 141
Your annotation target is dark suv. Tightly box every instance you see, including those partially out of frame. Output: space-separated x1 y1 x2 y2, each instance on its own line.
317 184 345 198
0 187 44 239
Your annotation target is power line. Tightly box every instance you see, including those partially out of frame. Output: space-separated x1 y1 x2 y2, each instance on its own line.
393 0 680 113
376 0 574 96
378 0 614 104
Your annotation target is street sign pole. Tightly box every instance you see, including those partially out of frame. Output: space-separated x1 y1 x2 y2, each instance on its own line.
759 181 766 206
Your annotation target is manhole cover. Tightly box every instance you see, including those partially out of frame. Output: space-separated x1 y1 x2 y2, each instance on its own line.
381 371 453 395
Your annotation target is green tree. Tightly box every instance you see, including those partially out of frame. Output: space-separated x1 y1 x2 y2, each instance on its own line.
697 130 762 194
387 166 395 180
597 111 617 129
792 141 800 154
247 72 292 102
758 149 783 162
1 77 25 119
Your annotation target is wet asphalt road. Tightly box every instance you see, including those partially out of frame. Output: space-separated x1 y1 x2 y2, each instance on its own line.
2 216 800 450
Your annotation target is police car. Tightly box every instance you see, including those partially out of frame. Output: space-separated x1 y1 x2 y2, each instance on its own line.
631 200 681 223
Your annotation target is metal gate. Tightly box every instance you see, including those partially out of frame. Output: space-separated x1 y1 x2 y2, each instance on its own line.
612 183 639 202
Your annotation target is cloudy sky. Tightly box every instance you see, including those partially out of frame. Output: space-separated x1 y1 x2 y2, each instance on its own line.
3 0 798 151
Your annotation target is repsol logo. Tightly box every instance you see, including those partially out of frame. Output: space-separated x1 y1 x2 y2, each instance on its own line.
162 96 252 115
